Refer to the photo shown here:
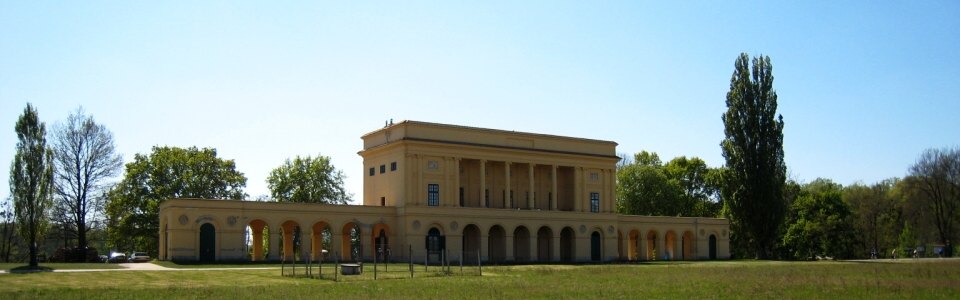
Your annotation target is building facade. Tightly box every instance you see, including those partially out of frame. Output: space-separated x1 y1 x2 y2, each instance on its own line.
159 121 730 263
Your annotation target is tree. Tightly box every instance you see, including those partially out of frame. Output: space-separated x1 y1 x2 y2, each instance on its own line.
907 147 960 251
781 179 856 260
721 53 787 259
0 196 21 262
50 108 123 252
266 154 350 204
9 104 54 268
845 179 902 258
106 146 247 256
664 157 723 217
616 163 682 216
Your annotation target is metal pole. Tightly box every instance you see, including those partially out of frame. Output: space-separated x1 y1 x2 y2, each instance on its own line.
409 244 413 279
374 247 378 280
478 251 482 276
334 251 339 282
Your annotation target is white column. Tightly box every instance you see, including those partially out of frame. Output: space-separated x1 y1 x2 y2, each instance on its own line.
504 161 511 208
551 165 558 211
480 160 487 208
527 163 535 209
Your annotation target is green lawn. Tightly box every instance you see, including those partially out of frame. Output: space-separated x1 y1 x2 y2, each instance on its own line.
2 260 958 299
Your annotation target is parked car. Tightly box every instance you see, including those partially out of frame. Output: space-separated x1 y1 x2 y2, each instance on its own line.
107 252 127 263
128 251 151 263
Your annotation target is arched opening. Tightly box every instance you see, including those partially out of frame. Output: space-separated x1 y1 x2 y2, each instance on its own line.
372 223 391 261
426 227 445 263
281 221 302 261
646 230 658 260
709 234 717 260
462 224 481 264
247 220 268 261
628 230 640 261
560 227 576 263
664 231 677 260
488 225 506 263
310 222 330 261
591 231 602 262
513 226 531 262
199 223 216 262
341 222 361 261
537 226 553 262
682 231 695 260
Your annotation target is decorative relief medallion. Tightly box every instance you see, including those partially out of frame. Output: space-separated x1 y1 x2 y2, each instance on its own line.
722 229 728 237
450 221 459 231
178 215 188 225
427 160 439 170
607 226 614 234
700 229 705 237
412 220 421 230
227 216 237 227
579 225 587 234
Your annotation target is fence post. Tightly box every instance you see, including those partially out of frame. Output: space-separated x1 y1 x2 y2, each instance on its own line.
478 251 482 276
334 252 339 282
409 244 413 278
374 248 378 280
460 254 463 275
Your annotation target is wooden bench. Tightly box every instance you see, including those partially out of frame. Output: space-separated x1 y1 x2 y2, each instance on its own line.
340 263 362 275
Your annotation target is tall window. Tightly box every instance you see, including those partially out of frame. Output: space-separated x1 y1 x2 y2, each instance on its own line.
369 167 375 176
380 164 386 174
485 189 490 207
459 187 464 207
390 162 397 171
590 192 600 213
428 184 440 206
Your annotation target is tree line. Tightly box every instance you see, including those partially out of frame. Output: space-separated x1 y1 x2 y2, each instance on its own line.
617 53 959 260
4 105 350 267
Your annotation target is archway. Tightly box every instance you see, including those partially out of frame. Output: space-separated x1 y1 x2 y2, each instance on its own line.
342 222 361 261
709 234 717 260
281 221 302 261
537 226 553 262
628 230 640 261
682 231 695 260
560 227 576 262
372 223 391 261
646 230 658 260
199 223 216 262
591 231 602 262
664 231 677 260
310 222 330 261
513 226 531 262
463 224 481 264
426 227 445 263
488 225 506 263
247 220 268 261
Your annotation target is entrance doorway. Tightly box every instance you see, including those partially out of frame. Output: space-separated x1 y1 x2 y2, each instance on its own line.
199 223 216 262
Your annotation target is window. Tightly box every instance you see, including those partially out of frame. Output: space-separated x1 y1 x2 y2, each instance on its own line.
590 172 599 181
427 184 439 206
380 164 386 174
590 192 600 213
369 167 375 176
380 197 386 207
459 187 464 207
391 162 397 171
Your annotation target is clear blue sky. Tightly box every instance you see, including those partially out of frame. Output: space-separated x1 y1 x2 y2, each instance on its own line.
2 1 958 203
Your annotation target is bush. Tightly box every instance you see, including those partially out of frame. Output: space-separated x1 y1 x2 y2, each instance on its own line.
50 247 100 262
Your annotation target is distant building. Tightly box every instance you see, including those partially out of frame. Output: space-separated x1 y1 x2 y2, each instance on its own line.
159 121 730 262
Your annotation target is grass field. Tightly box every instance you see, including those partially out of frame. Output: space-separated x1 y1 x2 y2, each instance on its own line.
1 259 958 299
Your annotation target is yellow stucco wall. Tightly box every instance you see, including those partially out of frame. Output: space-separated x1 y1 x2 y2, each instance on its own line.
158 121 730 262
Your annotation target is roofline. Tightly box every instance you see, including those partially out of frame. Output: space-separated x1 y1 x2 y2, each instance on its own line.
360 120 618 146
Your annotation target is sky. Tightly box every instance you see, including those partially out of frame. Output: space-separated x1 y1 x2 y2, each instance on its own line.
1 1 958 204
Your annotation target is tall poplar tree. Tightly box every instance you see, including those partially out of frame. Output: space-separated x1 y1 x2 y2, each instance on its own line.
721 53 786 259
10 104 54 268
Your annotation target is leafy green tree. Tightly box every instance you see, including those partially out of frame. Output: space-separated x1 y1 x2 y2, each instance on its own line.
106 146 247 256
50 108 123 251
781 179 856 260
633 151 662 167
721 53 787 259
9 104 54 268
266 154 350 204
664 157 723 217
616 163 682 216
845 179 902 258
907 147 960 250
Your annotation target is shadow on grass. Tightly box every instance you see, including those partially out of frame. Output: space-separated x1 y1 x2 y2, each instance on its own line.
8 265 54 273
